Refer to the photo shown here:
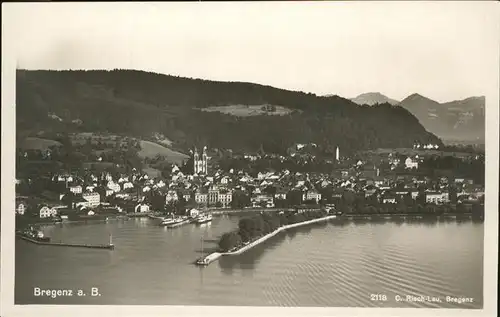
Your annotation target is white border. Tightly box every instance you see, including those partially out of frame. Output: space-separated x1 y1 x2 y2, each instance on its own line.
2 2 499 317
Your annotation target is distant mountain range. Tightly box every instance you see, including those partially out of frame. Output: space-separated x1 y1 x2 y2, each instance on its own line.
347 92 484 143
398 94 485 143
350 92 399 106
16 69 441 156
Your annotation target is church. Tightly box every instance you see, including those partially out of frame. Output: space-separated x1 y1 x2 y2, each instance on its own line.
192 146 208 175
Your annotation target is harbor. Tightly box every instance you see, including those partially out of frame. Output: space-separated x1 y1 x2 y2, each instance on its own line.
15 214 484 307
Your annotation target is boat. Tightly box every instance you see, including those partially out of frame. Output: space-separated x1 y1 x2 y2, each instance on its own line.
160 218 179 226
196 214 213 224
18 227 51 242
166 217 191 228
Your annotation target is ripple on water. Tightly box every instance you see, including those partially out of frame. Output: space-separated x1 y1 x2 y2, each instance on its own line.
16 217 483 308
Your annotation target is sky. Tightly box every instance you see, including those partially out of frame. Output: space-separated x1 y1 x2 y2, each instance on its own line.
3 2 499 103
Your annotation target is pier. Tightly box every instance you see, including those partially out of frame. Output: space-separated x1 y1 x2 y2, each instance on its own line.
196 215 337 266
17 234 115 250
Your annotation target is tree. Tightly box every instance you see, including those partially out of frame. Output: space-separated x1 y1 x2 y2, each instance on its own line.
218 232 242 252
303 198 317 205
231 190 250 209
173 198 187 215
286 190 302 206
274 198 288 208
149 192 166 212
278 213 288 226
61 192 76 209
238 218 255 242
252 216 265 236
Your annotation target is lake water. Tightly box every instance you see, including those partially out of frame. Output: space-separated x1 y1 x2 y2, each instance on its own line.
15 215 484 308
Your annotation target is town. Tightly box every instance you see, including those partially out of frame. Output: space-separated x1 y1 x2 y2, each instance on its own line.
15 133 485 230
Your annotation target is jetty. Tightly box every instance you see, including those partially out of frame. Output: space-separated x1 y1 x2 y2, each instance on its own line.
17 234 115 250
196 214 337 266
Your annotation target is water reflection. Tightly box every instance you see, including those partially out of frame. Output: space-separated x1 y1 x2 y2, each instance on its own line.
329 218 350 227
286 225 314 238
218 232 288 273
16 214 484 308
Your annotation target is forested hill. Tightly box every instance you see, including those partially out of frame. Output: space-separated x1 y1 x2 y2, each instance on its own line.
16 69 441 155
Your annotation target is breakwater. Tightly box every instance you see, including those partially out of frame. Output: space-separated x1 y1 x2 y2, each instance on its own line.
17 234 115 250
197 215 337 265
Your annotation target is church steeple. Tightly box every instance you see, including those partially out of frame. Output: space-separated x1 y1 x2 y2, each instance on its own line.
193 147 199 174
192 146 208 175
202 146 208 174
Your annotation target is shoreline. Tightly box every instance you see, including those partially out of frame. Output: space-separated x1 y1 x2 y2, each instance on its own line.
22 214 129 226
197 215 337 266
21 210 482 227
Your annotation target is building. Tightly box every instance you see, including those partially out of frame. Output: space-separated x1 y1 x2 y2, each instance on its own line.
410 190 420 200
189 208 201 218
208 187 219 205
405 157 419 169
382 196 397 204
218 189 233 207
16 202 27 215
193 146 208 175
274 188 288 200
39 206 57 218
302 190 322 203
165 190 179 203
116 193 130 199
425 192 450 204
107 181 121 193
195 190 208 205
364 185 377 198
156 180 166 188
69 185 83 194
75 199 90 209
123 182 134 190
182 191 192 202
82 191 101 207
220 176 230 185
251 194 275 208
134 203 150 213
